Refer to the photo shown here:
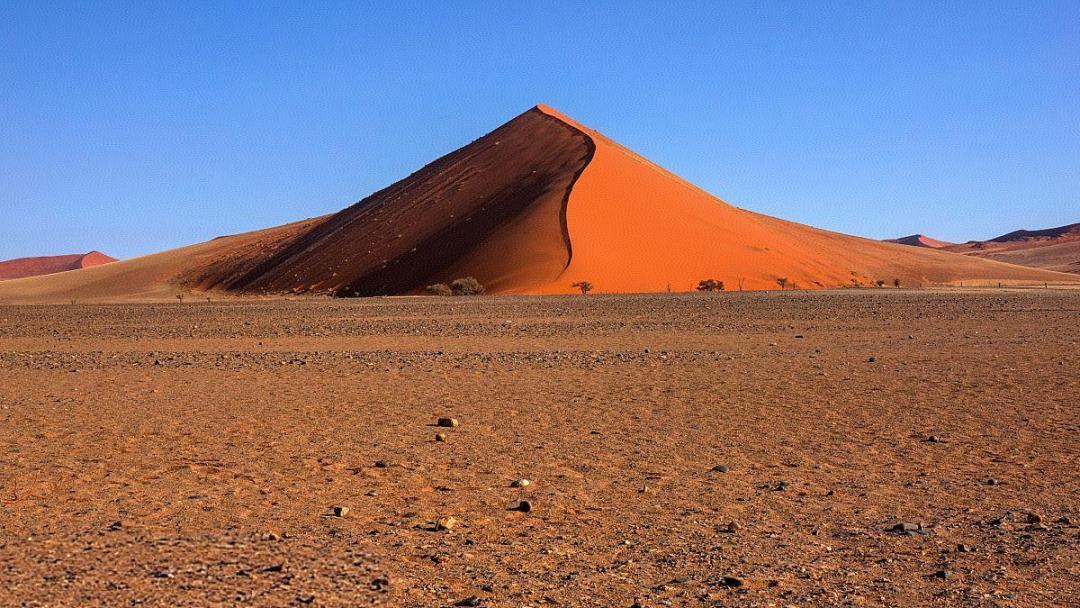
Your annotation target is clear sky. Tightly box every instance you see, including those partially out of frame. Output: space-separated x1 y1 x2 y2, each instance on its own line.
2 1 1077 260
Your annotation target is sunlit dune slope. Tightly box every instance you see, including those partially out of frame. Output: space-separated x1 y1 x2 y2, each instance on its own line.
534 106 1075 292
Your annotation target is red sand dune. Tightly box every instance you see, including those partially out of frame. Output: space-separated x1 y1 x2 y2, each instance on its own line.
0 106 1076 303
940 222 1080 274
0 251 116 281
885 234 955 249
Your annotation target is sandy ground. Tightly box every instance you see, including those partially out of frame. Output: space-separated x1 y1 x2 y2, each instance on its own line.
0 290 1077 607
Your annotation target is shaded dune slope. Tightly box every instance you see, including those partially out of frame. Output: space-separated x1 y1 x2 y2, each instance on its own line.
204 107 593 296
0 252 116 281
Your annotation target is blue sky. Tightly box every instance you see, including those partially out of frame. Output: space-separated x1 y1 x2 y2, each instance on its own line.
2 1 1077 260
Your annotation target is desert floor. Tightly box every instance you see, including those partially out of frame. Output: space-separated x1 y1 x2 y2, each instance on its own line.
0 290 1077 607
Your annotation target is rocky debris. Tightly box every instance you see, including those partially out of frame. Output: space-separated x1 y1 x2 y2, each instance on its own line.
435 516 457 531
711 464 730 473
932 568 950 580
455 597 482 607
510 478 530 488
331 505 349 517
437 417 460 428
956 543 974 553
926 435 941 443
773 480 789 491
513 500 533 513
868 356 877 362
374 460 389 468
435 432 447 442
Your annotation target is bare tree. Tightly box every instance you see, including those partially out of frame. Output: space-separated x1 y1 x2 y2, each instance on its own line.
176 294 184 304
776 277 788 290
571 281 593 295
894 278 901 288
875 279 885 288
737 277 745 291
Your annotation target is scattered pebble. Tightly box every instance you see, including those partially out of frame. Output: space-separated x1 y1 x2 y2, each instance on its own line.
868 356 877 363
437 417 460 428
926 435 941 443
514 500 533 513
436 516 457 531
435 433 447 442
712 464 730 473
718 575 744 588
890 522 921 534
331 505 349 517
956 543 974 553
455 597 482 607
511 479 530 488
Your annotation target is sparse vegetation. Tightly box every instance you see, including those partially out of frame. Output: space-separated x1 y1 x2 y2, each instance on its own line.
875 279 886 288
450 277 485 296
737 277 746 291
571 281 593 295
696 279 724 292
176 294 184 303
426 283 453 296
776 277 788 290
894 278 901 288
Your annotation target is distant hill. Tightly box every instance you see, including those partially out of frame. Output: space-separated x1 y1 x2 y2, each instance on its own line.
942 223 1080 274
0 251 117 281
885 234 955 249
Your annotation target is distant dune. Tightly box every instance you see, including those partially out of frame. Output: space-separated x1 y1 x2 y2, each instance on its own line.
1 106 1077 303
0 251 116 281
885 234 955 249
940 222 1080 274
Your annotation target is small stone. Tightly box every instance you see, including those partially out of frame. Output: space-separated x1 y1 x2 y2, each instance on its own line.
774 480 788 491
719 575 744 588
515 500 533 513
436 516 457 531
374 460 389 468
263 531 281 541
868 356 876 363
639 485 649 493
712 464 730 473
435 433 447 442
437 417 460 428
933 568 950 580
331 505 350 517
890 522 920 534
511 479 530 488
956 543 974 553
455 597 482 607
926 435 941 443
985 478 999 486
1024 512 1042 524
